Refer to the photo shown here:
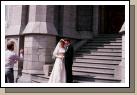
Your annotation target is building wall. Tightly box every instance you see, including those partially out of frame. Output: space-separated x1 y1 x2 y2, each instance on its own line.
5 5 124 82
6 5 97 82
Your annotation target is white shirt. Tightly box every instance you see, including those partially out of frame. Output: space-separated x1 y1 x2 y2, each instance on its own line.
5 50 23 69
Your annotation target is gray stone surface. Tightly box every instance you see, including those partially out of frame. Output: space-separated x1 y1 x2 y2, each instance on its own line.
5 5 27 36
120 34 125 82
17 72 32 83
62 6 80 39
19 34 56 82
23 5 58 36
118 22 125 82
5 5 125 83
73 34 122 82
23 35 56 69
92 6 100 36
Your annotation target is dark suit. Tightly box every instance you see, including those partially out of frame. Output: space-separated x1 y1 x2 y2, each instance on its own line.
64 44 74 83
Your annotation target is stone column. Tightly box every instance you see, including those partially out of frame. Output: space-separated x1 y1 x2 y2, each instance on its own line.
5 5 28 82
20 5 57 82
92 6 100 36
76 6 93 39
100 6 105 34
5 5 27 35
62 6 80 39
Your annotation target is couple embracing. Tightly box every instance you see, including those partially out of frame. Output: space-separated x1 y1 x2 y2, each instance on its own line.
48 38 74 83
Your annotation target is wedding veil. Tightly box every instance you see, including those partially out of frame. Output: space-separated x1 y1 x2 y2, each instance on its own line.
52 41 61 60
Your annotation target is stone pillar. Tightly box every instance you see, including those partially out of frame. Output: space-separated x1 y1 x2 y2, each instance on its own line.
20 5 57 82
100 6 105 34
76 6 93 39
5 5 28 82
92 6 100 36
5 5 27 35
62 6 80 39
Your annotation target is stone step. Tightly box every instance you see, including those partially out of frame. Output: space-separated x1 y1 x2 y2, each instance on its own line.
71 34 122 83
78 49 122 53
95 37 122 40
73 71 114 78
76 53 122 57
97 34 122 38
73 62 116 69
74 79 120 83
35 74 49 78
32 79 48 83
94 76 121 83
75 56 121 60
32 80 40 83
90 37 121 42
72 66 114 75
77 50 122 54
88 40 122 43
31 74 49 83
73 77 95 83
86 43 122 47
82 46 122 49
87 43 122 46
81 48 122 52
92 38 122 41
73 75 121 83
74 59 120 65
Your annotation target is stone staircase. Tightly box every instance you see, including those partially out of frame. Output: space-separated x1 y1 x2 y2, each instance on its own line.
73 34 122 83
30 34 122 83
31 74 49 83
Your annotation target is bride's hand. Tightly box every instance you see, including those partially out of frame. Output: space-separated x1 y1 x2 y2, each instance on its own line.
58 55 64 59
61 56 64 60
61 55 64 59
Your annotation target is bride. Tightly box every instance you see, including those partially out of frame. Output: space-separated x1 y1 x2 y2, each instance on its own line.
48 39 66 83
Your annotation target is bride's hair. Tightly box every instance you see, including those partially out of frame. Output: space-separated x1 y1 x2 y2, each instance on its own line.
63 38 71 43
60 39 65 48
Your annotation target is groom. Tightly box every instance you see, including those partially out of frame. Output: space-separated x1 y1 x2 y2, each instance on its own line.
64 38 74 83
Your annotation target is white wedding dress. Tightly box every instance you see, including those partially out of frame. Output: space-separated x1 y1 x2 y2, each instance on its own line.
48 42 66 83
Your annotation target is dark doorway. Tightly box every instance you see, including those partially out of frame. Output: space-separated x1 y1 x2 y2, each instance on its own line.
100 5 125 34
